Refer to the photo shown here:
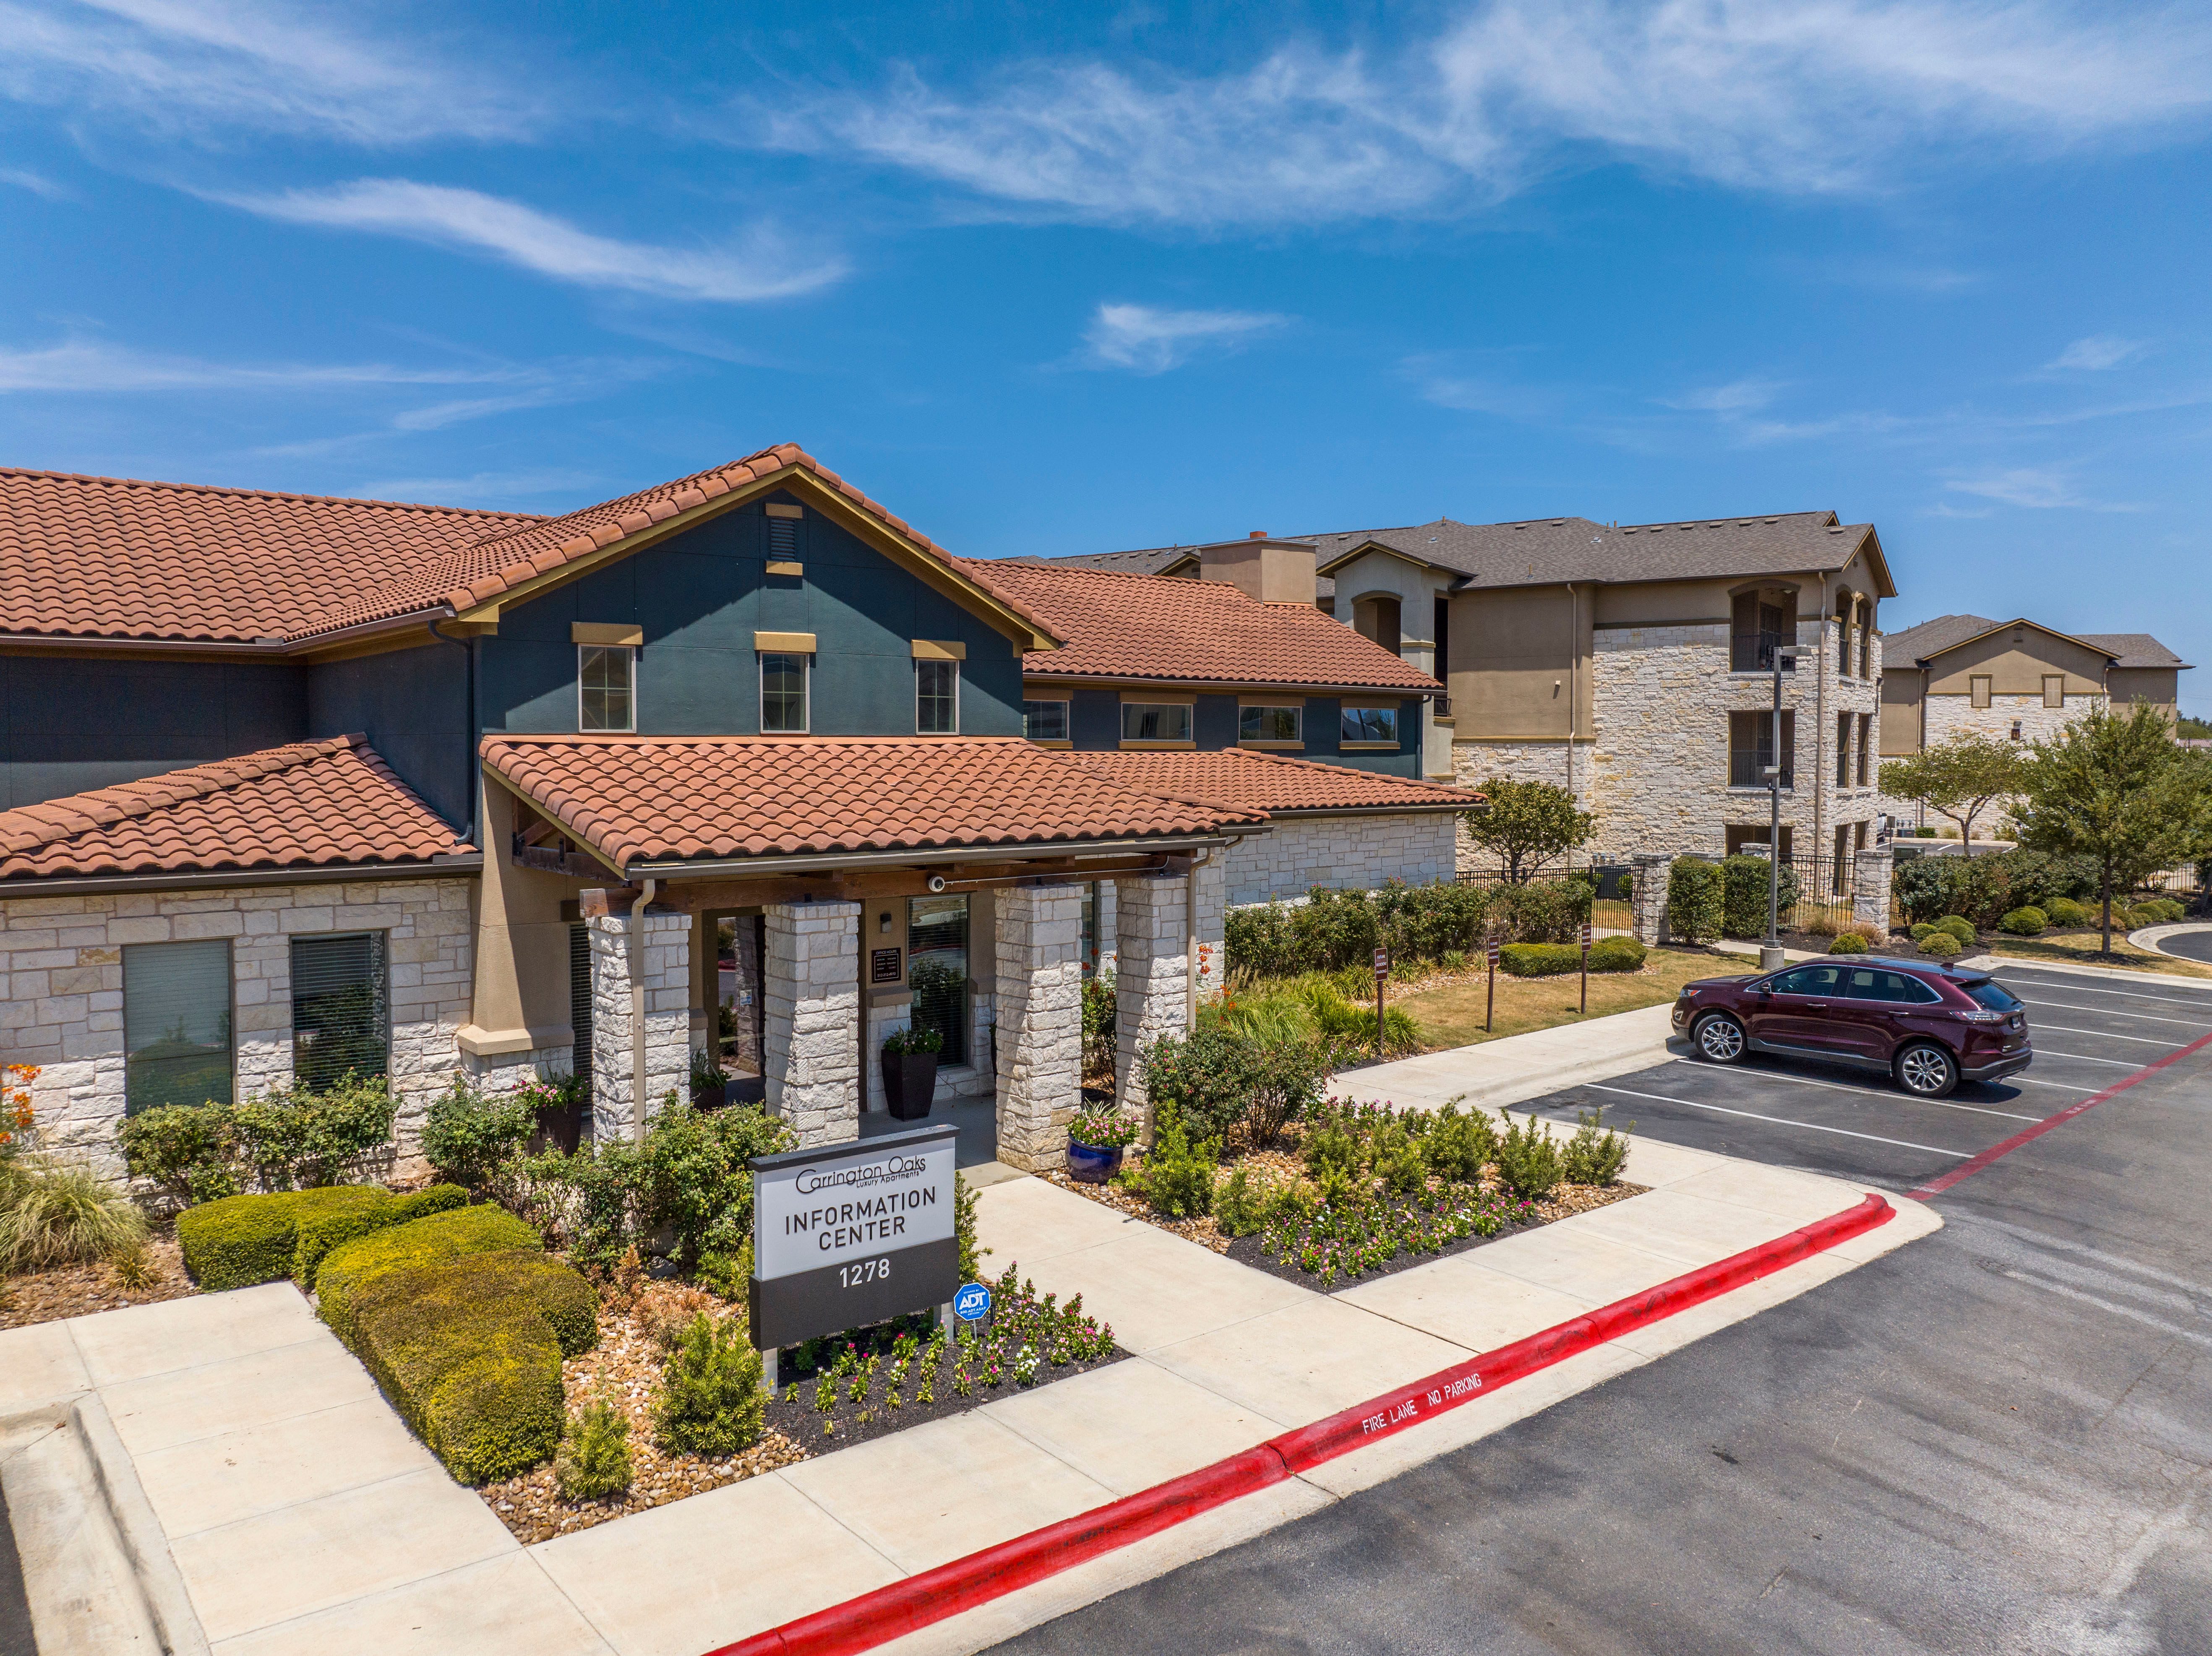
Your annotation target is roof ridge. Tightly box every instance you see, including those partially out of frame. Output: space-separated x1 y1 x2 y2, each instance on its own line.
0 466 545 523
0 734 366 856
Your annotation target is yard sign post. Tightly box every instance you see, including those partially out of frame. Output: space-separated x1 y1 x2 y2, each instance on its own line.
749 1122 960 1400
1485 932 1500 1034
1579 920 1591 1014
1372 947 1389 1058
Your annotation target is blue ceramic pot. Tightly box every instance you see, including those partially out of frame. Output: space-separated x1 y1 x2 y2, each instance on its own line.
1066 1135 1124 1184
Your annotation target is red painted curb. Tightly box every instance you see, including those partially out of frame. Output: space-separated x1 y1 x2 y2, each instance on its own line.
1907 1028 2212 1200
706 1191 1893 1656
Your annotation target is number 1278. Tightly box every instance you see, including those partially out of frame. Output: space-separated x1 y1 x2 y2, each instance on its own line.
839 1258 892 1287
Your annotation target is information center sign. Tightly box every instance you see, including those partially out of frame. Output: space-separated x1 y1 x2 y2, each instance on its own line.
749 1123 960 1350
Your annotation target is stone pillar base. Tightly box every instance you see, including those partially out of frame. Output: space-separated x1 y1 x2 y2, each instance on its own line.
585 903 691 1144
1112 873 1190 1127
993 884 1083 1173
1852 846 1896 932
1630 852 1675 945
763 900 860 1148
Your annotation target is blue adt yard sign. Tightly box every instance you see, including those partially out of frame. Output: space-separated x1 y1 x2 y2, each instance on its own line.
954 1282 991 1322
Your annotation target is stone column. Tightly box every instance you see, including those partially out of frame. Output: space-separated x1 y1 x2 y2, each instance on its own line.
1112 873 1189 1122
1631 853 1674 945
992 884 1084 1173
586 905 691 1143
1852 846 1895 932
762 899 860 1147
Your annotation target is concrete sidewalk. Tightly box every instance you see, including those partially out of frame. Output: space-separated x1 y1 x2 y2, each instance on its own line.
0 1004 1940 1656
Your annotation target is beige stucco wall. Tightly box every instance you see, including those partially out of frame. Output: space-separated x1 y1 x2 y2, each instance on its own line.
1446 583 1594 739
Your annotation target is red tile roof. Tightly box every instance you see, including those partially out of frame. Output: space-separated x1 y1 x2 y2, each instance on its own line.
0 736 472 881
963 560 1440 691
0 448 1054 647
1055 750 1481 815
480 735 1263 873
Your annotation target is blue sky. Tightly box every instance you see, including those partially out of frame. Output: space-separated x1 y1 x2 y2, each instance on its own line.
3 1 2209 713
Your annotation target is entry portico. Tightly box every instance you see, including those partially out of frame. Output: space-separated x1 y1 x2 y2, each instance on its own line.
477 734 1255 1168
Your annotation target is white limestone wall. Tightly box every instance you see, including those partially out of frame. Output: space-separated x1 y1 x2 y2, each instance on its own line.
762 899 860 1147
1111 873 1192 1123
1224 813 1459 905
992 885 1084 1172
1925 691 2100 750
0 876 474 1177
459 1042 575 1100
585 906 690 1143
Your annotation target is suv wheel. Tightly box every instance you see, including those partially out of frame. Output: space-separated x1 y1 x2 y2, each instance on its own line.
1693 1013 1747 1065
1895 1041 1959 1099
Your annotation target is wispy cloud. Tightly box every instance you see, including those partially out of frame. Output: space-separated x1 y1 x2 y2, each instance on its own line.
0 0 537 144
0 166 69 198
1664 378 1786 414
1080 302 1285 372
0 338 517 394
2048 333 2146 370
753 0 2212 227
222 179 846 304
347 468 593 507
1945 467 2136 510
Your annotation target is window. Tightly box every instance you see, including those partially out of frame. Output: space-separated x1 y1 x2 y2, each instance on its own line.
1121 703 1192 742
569 922 593 1110
1239 704 1302 743
1022 699 1069 742
760 651 809 732
906 895 969 1064
916 659 959 734
1341 705 1400 745
1732 593 1795 672
124 940 233 1114
292 932 389 1090
2043 674 2065 709
1857 713 1872 785
1725 824 1794 859
1970 674 1992 709
1834 823 1852 892
1836 712 1853 786
1963 979 2022 1013
1768 964 1845 997
1844 969 1920 1003
578 646 635 733
1728 709 1795 788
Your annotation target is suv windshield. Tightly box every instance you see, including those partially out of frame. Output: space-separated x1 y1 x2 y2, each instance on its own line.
1960 979 2022 1013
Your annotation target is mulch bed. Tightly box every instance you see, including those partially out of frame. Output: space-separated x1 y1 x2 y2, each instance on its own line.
0 1236 196 1330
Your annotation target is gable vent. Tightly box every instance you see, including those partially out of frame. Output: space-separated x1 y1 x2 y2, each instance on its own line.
768 516 798 559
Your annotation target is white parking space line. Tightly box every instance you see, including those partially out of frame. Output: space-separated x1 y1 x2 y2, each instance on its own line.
1583 1083 1970 1157
2011 1075 2100 1091
1662 1060 2039 1122
2033 1024 2183 1048
2013 998 2210 1028
2035 1049 2143 1068
1995 976 2212 1009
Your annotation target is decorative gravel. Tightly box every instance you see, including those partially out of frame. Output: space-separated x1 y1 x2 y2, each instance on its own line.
0 1236 195 1330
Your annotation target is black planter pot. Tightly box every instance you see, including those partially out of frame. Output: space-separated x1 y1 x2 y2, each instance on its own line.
529 1099 585 1156
882 1052 939 1121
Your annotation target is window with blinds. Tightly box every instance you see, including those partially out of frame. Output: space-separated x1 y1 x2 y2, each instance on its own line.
291 931 389 1090
570 922 594 1108
125 940 235 1114
906 894 969 1065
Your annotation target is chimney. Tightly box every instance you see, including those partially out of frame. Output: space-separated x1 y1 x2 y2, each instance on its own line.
1198 536 1317 606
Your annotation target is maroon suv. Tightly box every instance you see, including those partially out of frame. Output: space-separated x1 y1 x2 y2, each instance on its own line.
1671 957 2032 1098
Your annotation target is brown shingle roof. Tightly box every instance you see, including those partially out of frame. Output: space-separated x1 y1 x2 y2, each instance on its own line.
0 735 471 880
479 735 1262 874
1054 750 1481 815
964 560 1437 691
1882 614 2193 672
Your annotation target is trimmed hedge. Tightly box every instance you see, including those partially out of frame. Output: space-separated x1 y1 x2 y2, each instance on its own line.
1588 935 1646 972
1935 916 1977 945
1666 857 1725 943
173 1184 470 1293
316 1203 540 1347
348 1250 597 1483
1500 942 1579 977
293 1185 467 1288
1999 906 2048 936
1920 931 1963 958
1829 932 1868 954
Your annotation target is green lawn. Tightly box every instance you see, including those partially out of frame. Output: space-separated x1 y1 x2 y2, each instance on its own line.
1390 944 1759 1051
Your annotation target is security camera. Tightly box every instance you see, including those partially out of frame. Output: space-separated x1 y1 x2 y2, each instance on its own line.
927 874 947 893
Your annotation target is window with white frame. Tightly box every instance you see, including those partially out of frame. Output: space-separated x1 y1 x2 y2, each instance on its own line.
578 646 635 732
761 652 810 733
1341 704 1399 745
916 659 959 734
1022 699 1069 742
1238 704 1302 743
1121 703 1192 742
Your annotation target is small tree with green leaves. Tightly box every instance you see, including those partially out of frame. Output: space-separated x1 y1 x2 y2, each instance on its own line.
2011 705 2212 953
1877 736 2027 856
1460 779 1596 883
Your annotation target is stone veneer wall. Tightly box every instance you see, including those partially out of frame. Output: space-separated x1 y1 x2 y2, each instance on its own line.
1224 813 1459 906
992 884 1084 1172
585 906 691 1143
0 876 474 1177
762 899 860 1148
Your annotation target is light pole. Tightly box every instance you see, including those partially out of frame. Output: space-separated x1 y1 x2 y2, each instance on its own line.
1761 643 1807 971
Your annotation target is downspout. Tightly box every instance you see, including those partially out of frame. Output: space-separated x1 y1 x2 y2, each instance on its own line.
1567 583 1579 797
1814 575 1830 867
426 615 478 846
629 877 658 1142
1186 846 1214 1026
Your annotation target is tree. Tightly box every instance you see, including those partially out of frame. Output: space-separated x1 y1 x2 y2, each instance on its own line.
2011 704 2212 953
1877 735 2027 855
1461 778 1596 883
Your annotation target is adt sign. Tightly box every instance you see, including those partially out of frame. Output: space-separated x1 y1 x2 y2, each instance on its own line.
954 1282 992 1323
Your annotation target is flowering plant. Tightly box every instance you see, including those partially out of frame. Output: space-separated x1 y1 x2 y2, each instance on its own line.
1068 1110 1141 1149
2 1063 40 1160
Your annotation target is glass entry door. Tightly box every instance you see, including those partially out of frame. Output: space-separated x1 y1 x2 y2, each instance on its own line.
906 894 969 1065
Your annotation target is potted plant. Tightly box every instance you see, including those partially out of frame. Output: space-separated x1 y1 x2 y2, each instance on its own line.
1067 1110 1141 1183
882 1024 943 1121
690 1047 730 1109
520 1073 587 1155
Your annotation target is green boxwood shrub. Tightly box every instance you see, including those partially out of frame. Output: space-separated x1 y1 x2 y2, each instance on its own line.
316 1202 541 1347
348 1249 596 1483
1999 906 2048 936
1721 854 1802 942
1935 915 1977 944
1908 921 1936 941
179 1186 379 1291
1500 941 1581 977
292 1185 467 1288
1666 857 1725 943
2046 898 2093 927
1919 931 1963 959
652 1311 766 1458
1588 935 1646 973
1829 932 1868 954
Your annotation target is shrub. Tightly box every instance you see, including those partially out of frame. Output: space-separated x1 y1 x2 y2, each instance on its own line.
1138 1025 1258 1145
1919 931 1963 959
421 1080 536 1196
316 1202 543 1347
1223 877 1593 980
1500 942 1580 977
1081 972 1117 1078
1493 1114 1563 1200
955 1169 983 1284
350 1248 596 1482
117 1102 241 1206
1829 932 1868 955
1936 915 1977 944
292 1184 466 1288
1721 854 1802 942
1140 1025 1326 1146
1127 1103 1217 1219
1370 1121 1429 1197
555 1401 634 1500
1588 936 1646 973
629 1101 792 1274
118 1074 396 1205
2136 897 2186 924
179 1186 381 1291
1999 906 2048 936
2046 898 2093 927
0 1159 148 1272
1300 1116 1365 1184
1421 1101 1498 1184
1894 848 2101 927
1561 1109 1630 1186
654 1311 766 1458
1666 857 1725 943
1213 1164 1270 1237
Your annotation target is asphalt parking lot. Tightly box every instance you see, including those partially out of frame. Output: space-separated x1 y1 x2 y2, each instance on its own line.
1516 959 2212 1194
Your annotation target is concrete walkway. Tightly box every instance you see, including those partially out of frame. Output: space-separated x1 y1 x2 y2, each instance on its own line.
0 1005 1941 1656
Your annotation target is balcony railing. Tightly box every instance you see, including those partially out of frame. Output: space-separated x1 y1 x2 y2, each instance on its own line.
1729 752 1795 789
1731 631 1796 673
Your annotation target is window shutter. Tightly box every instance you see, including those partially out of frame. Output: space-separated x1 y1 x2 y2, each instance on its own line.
570 923 594 1107
290 932 388 1090
124 940 235 1113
